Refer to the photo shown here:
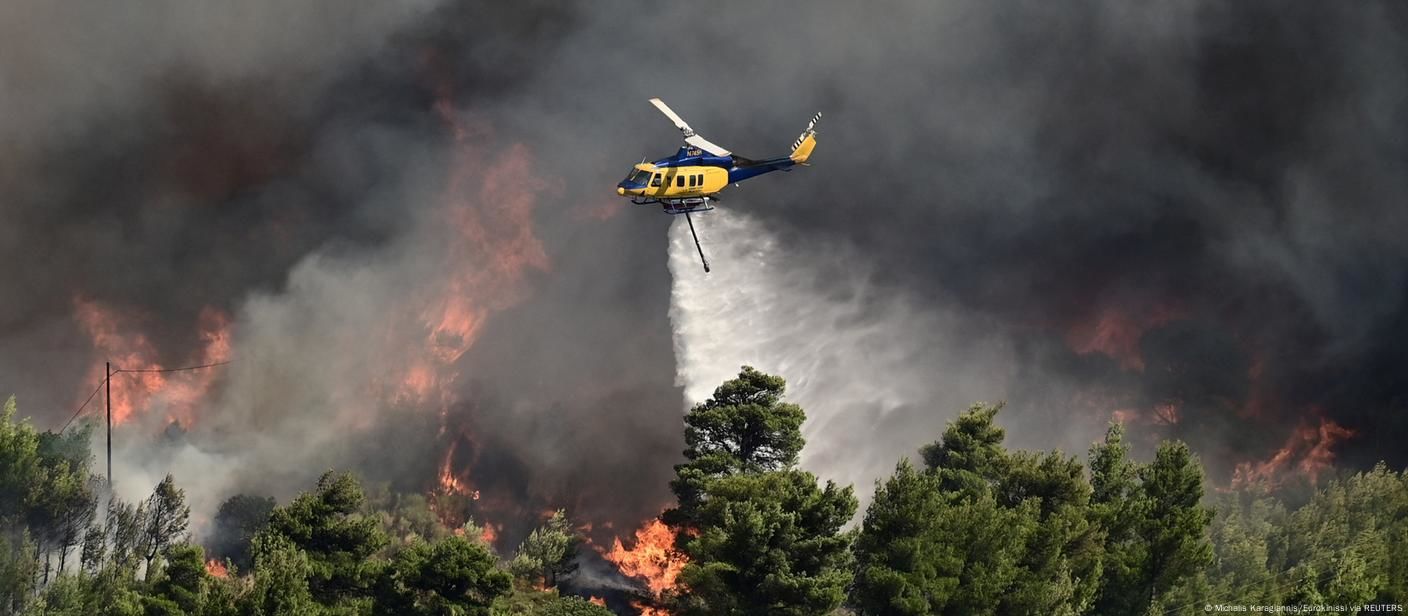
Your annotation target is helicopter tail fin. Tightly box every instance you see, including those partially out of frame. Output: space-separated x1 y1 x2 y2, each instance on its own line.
789 112 821 164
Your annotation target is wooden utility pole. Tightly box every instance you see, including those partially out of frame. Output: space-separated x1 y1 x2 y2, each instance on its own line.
106 361 112 490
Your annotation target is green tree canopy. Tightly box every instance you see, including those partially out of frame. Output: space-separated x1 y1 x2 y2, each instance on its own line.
674 470 857 616
376 535 510 616
666 366 806 526
148 543 206 614
663 368 856 616
537 596 614 616
245 532 316 616
855 404 1099 615
1141 441 1214 605
508 510 579 588
262 471 388 607
1089 431 1214 614
851 459 960 616
138 476 190 580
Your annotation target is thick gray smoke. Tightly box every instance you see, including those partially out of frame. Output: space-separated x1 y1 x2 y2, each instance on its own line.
614 1 1408 486
1 0 684 540
2 0 1405 548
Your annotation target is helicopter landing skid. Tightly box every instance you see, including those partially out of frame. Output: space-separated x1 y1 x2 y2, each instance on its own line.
630 196 718 215
662 201 715 215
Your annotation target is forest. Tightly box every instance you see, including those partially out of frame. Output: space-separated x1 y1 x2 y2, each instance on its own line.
1 367 1405 615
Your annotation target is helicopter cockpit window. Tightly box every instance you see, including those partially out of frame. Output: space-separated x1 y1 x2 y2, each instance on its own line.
627 169 652 185
651 174 662 187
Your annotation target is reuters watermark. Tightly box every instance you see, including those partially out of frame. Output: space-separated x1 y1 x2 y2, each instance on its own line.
1204 605 1403 613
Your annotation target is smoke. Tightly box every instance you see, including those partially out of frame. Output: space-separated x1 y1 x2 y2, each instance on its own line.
642 1 1408 494
669 211 1024 499
2 0 1405 552
1 0 685 541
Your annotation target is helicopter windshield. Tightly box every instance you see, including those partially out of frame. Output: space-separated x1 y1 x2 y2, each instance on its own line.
625 169 652 186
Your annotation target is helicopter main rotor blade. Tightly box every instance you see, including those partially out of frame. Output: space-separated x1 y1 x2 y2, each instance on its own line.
649 98 693 134
649 98 732 156
685 134 731 157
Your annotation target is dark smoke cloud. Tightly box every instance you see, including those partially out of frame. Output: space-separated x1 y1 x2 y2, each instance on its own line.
0 0 684 537
525 0 1407 481
2 0 1405 548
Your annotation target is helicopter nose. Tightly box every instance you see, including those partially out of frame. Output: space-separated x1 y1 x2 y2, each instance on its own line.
617 186 625 196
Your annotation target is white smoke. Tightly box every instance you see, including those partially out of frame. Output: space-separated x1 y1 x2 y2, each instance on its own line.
667 209 1017 505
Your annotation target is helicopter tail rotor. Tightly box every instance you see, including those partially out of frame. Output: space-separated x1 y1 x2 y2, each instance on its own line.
790 112 821 164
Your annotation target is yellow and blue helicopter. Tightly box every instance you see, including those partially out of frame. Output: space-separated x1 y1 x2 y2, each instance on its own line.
617 98 820 271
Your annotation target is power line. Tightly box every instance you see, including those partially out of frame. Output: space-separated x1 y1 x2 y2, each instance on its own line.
113 359 233 374
53 359 234 431
58 377 106 433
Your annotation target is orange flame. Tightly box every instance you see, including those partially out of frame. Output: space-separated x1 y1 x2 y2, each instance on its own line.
398 73 553 539
480 522 501 546
73 298 231 426
437 439 480 499
633 601 671 616
391 78 550 413
1232 415 1355 489
1066 304 1181 371
588 596 607 607
205 559 229 578
600 519 688 597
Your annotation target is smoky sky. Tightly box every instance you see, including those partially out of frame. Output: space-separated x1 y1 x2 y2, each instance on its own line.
1 0 1405 543
542 1 1407 476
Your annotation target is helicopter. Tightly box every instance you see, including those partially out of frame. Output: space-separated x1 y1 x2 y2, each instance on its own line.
616 98 820 272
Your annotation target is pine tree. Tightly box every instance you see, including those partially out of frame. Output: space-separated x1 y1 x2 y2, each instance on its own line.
538 596 614 615
149 543 207 614
665 366 806 527
1140 441 1213 608
262 471 389 607
996 450 1103 614
139 475 190 581
673 470 857 616
851 459 960 615
1089 422 1150 615
508 510 579 588
375 535 511 616
79 524 105 575
920 402 1008 495
666 368 856 616
858 403 1101 615
246 532 316 616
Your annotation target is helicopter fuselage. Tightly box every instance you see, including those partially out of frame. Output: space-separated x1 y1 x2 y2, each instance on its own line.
616 146 798 205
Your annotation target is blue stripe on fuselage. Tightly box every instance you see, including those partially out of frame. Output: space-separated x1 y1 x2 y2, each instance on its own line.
644 146 797 184
727 157 796 183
